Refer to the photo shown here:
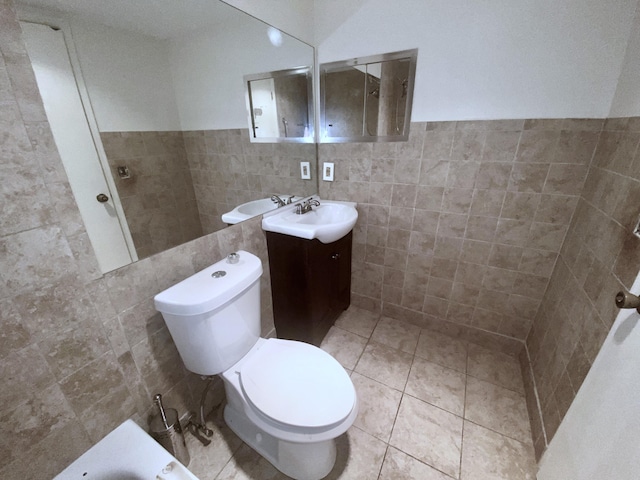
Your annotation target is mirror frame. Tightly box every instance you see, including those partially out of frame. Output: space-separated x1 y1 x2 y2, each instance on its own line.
244 66 315 143
319 48 418 143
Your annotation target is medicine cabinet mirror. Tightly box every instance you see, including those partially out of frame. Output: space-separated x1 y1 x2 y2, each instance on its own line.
319 49 418 143
245 66 314 143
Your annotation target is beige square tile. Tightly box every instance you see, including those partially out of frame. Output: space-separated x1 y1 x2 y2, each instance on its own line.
58 351 126 414
351 372 402 442
215 443 289 479
406 357 466 416
380 446 454 480
0 383 75 469
508 163 549 193
325 427 387 480
371 316 421 354
186 419 243 480
390 395 463 478
515 130 559 163
320 326 368 370
464 377 532 444
467 344 524 394
461 421 536 480
78 385 137 443
415 330 468 373
38 315 111 379
334 307 380 339
354 342 413 390
0 420 91 480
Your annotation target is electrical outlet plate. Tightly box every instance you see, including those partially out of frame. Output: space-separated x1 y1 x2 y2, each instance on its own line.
300 161 311 179
323 162 334 181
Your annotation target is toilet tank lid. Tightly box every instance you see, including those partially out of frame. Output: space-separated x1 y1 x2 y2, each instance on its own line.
153 250 263 316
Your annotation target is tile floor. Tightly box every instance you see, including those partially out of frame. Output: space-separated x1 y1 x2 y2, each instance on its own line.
185 307 537 479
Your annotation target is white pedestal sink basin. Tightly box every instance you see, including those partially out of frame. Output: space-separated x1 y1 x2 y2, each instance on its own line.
262 196 358 243
221 195 300 224
53 419 199 480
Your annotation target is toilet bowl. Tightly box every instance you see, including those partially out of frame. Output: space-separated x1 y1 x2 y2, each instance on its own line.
154 250 358 480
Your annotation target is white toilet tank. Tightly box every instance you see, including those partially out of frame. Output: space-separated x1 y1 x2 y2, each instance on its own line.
154 250 263 376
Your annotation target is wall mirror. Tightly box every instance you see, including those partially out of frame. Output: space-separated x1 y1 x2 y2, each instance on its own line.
320 49 418 143
245 66 314 142
16 0 317 273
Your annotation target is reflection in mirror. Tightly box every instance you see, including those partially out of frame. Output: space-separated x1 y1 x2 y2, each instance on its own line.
16 0 317 272
245 66 314 142
320 49 417 143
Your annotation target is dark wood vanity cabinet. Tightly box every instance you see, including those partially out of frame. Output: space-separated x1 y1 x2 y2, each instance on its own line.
266 231 352 346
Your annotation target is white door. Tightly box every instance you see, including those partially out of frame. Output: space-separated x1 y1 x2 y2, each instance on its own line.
21 22 135 272
537 270 640 479
250 77 280 138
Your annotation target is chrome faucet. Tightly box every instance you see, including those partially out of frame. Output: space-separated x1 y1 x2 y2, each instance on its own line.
295 199 320 214
271 195 294 207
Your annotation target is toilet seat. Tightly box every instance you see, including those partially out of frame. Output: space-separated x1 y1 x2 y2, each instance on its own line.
239 338 356 429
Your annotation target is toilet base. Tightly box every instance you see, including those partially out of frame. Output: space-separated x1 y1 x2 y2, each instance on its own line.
223 404 337 480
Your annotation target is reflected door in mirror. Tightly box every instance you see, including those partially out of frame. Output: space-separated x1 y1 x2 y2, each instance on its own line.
245 67 314 143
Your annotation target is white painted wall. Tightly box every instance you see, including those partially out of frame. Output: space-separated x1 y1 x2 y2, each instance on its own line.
317 0 639 121
63 6 312 133
537 270 640 479
610 3 640 117
312 0 367 46
70 19 181 132
168 17 313 131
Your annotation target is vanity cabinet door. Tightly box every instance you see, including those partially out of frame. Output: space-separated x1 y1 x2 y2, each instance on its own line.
266 231 352 346
307 231 352 334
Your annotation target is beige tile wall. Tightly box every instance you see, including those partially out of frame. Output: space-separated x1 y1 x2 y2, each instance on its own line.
184 129 317 234
0 4 274 477
522 117 640 459
101 131 203 259
319 119 601 352
100 128 316 256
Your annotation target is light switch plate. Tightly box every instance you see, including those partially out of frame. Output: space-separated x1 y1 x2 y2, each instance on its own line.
300 161 311 179
323 162 335 181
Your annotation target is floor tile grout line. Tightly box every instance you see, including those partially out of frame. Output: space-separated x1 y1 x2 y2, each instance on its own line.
211 429 245 480
375 444 391 480
385 445 459 480
458 344 470 480
355 313 382 364
462 417 535 448
401 391 464 419
465 370 526 397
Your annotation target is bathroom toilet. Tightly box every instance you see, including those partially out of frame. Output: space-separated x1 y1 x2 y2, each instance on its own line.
154 250 358 480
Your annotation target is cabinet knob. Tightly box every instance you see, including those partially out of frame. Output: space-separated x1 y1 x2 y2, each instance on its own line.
331 253 340 260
